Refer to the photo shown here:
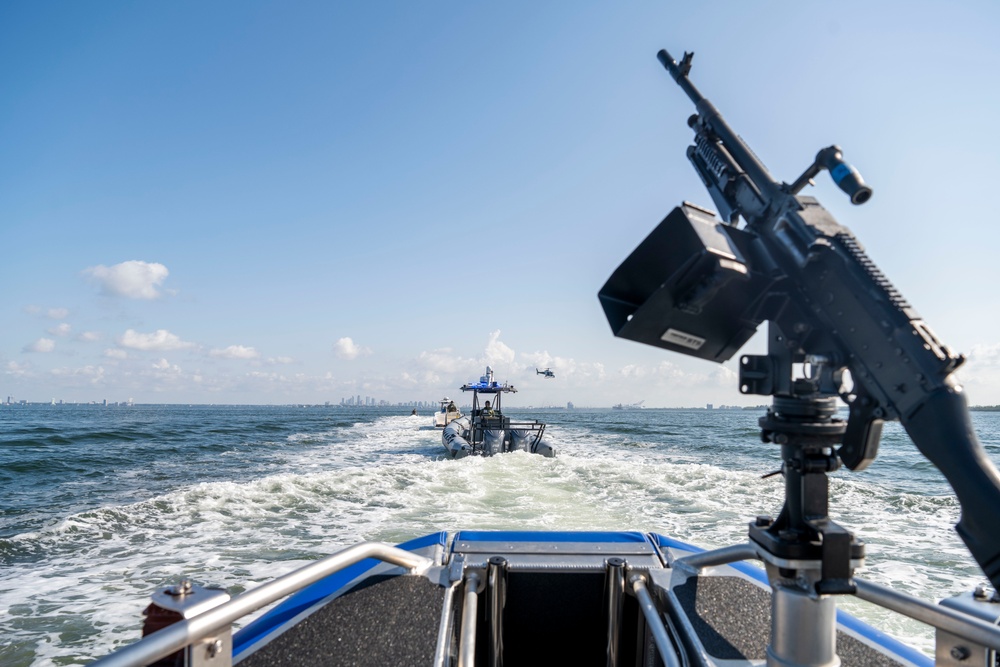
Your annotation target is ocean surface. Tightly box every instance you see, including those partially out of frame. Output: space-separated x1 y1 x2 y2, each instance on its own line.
2 403 999 666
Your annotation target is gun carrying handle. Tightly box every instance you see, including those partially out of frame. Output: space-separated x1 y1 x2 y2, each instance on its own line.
905 386 1000 591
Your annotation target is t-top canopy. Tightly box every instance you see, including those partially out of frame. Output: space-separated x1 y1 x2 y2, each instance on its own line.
459 365 517 394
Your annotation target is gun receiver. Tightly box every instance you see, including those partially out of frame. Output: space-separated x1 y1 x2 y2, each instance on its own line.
600 48 1000 591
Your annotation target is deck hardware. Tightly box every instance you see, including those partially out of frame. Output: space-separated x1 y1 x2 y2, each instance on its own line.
673 542 759 574
88 542 434 667
769 581 838 667
934 587 1000 666
851 579 1000 653
488 556 508 667
142 582 231 667
949 645 970 661
604 557 626 667
458 572 481 667
629 574 680 667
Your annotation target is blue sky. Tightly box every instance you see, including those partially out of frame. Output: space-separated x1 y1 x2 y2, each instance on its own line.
3 1 1000 407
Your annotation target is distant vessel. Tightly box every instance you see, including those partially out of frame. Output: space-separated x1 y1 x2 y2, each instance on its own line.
441 366 555 458
612 400 644 410
433 397 463 428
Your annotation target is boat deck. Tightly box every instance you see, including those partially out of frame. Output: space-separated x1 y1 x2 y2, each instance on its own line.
237 576 444 667
230 532 922 666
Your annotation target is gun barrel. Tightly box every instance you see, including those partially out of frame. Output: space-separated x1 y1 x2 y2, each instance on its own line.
656 49 707 106
656 49 781 207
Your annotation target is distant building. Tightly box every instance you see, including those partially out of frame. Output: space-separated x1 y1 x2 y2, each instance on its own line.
706 403 713 410
567 401 574 410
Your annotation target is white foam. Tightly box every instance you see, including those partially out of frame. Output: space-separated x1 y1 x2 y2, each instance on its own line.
2 413 976 664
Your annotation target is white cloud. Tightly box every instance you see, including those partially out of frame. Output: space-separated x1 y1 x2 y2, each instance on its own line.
149 358 183 378
83 260 170 299
49 365 105 384
334 337 371 360
78 331 102 342
210 345 260 360
484 330 515 366
5 361 30 377
617 360 733 389
417 347 467 374
24 338 55 353
48 323 72 337
969 343 1000 366
104 348 128 360
266 356 294 365
118 329 195 351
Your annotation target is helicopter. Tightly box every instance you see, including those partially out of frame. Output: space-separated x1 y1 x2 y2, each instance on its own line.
536 368 555 379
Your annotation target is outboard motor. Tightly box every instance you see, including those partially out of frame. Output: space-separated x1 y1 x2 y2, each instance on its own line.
482 429 506 456
508 429 528 452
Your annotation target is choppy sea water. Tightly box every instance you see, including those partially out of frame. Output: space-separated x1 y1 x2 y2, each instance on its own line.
2 404 998 665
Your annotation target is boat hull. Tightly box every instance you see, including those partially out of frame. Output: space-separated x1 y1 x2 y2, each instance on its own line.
442 418 473 458
441 417 555 458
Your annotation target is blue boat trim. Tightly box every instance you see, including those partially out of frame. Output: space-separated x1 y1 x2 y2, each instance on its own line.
455 530 650 544
232 531 447 656
648 533 932 667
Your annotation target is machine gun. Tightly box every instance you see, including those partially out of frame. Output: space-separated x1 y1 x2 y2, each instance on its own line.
599 49 1000 594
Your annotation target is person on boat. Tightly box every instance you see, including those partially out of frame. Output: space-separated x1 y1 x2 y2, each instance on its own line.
480 401 496 419
447 401 458 413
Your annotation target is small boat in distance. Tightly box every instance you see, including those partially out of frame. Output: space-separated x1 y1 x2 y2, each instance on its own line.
433 397 463 428
441 366 555 458
612 400 644 410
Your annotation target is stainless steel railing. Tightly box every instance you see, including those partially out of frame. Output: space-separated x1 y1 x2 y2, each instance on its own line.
88 542 434 667
674 541 1000 655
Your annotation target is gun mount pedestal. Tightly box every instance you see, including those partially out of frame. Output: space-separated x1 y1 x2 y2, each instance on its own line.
746 392 865 666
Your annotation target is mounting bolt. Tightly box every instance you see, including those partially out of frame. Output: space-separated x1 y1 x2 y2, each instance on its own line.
950 645 970 661
169 579 193 596
206 638 223 658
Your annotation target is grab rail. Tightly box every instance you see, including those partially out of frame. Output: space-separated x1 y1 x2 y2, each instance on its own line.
855 579 1000 652
672 542 1000 654
630 574 681 667
458 573 481 667
88 542 434 667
